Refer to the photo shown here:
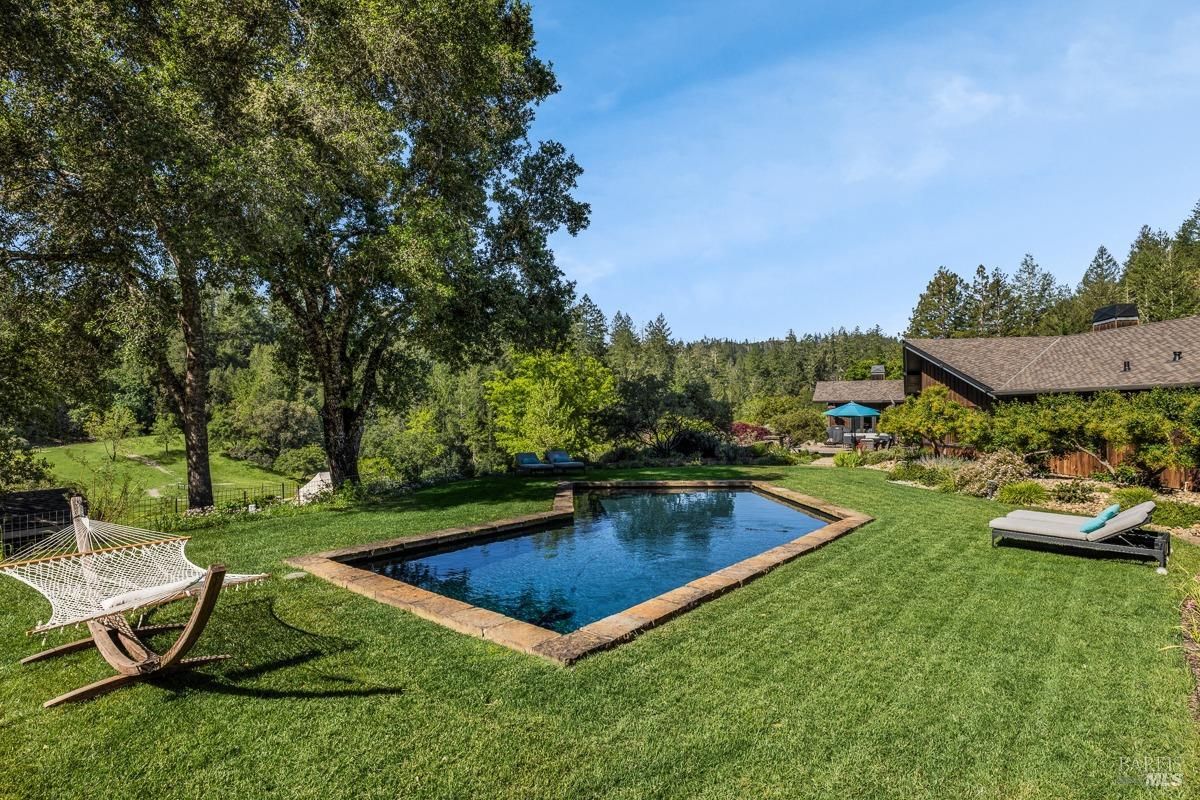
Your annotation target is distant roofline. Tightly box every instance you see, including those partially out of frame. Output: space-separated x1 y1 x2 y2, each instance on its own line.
901 314 1200 397
994 381 1200 396
901 313 1200 348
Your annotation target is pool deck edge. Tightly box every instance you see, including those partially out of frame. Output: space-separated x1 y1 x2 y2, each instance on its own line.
284 480 873 665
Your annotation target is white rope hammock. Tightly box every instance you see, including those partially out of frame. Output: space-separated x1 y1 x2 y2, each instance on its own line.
1 518 267 634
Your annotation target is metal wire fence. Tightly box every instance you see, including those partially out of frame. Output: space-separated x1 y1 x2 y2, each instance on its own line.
123 481 303 523
1 481 303 556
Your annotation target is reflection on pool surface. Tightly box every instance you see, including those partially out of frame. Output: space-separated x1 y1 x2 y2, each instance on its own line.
360 490 828 633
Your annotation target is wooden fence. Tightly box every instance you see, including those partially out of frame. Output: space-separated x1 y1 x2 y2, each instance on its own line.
1046 446 1199 491
932 442 1198 490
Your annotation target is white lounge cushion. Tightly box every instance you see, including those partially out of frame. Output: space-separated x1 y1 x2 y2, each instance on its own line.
1008 509 1093 523
991 501 1156 543
989 516 1091 540
1084 501 1155 542
100 578 198 612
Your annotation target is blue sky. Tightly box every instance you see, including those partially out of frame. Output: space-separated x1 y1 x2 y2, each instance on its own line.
528 0 1200 341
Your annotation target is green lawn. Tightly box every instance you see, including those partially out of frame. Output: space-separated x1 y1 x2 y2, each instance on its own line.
37 435 292 499
1 466 1196 799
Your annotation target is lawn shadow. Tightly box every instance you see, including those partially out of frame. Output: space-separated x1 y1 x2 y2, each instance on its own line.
364 468 795 516
367 475 561 514
992 538 1162 569
143 597 405 701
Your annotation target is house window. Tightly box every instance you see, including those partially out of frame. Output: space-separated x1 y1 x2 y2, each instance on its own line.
1122 360 1131 372
1173 351 1183 362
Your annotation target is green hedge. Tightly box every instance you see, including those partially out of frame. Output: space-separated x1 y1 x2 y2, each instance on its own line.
996 480 1047 506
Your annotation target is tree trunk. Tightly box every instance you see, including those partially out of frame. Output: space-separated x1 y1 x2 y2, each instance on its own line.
176 263 214 509
321 398 362 487
270 272 391 490
147 239 216 511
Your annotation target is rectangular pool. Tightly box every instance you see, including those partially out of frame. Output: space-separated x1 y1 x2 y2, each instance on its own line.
358 490 829 633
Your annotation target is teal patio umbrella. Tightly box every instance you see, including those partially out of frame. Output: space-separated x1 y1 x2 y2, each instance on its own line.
823 402 881 442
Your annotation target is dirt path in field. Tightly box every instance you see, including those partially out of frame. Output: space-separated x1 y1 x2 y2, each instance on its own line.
125 453 172 475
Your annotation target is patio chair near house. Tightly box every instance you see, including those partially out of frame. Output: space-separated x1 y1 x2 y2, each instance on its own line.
546 450 585 471
515 452 554 474
989 501 1168 570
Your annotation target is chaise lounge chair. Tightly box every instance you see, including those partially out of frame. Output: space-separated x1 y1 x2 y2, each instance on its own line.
989 500 1168 569
515 452 554 474
546 450 585 471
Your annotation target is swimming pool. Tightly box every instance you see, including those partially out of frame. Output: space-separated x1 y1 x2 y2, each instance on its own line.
358 489 829 633
291 480 870 664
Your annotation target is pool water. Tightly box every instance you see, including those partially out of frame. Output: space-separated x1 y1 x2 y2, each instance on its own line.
360 490 828 633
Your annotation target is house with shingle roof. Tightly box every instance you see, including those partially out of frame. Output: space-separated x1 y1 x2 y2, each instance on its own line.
901 307 1200 409
812 368 906 432
811 378 905 407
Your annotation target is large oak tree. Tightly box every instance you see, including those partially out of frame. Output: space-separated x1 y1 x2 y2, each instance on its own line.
0 0 286 506
246 0 589 485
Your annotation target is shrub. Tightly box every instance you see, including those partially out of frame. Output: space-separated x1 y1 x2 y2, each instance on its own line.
1152 500 1200 529
1050 481 1095 504
670 424 722 458
859 449 898 466
273 444 328 479
731 422 772 445
751 445 815 466
887 461 927 483
878 385 989 453
68 454 144 522
953 449 1031 497
358 456 399 484
597 443 640 465
0 427 52 494
887 461 950 487
770 408 827 445
1110 464 1142 486
997 480 1047 506
1110 486 1154 509
917 455 969 472
833 451 864 468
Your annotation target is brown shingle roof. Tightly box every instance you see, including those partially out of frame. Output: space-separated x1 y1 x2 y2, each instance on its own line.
812 380 905 404
905 315 1200 396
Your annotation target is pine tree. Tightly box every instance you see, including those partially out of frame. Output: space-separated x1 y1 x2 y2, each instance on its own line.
569 294 608 358
641 314 675 381
1062 245 1124 331
1123 225 1199 321
1011 254 1065 335
607 311 641 379
962 264 1016 337
906 267 968 338
1173 200 1200 282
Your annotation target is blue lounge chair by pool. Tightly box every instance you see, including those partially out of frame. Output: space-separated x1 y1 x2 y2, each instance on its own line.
546 450 585 471
515 452 554 473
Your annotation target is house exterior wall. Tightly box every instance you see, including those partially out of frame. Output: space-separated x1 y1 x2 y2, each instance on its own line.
903 348 993 410
902 344 1199 488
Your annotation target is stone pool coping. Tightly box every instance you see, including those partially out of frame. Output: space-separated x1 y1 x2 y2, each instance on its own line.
284 480 872 665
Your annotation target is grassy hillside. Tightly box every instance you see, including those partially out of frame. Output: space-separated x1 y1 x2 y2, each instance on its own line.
36 435 292 499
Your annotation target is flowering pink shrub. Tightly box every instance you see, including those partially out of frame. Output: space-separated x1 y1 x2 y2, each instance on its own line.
731 421 772 445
